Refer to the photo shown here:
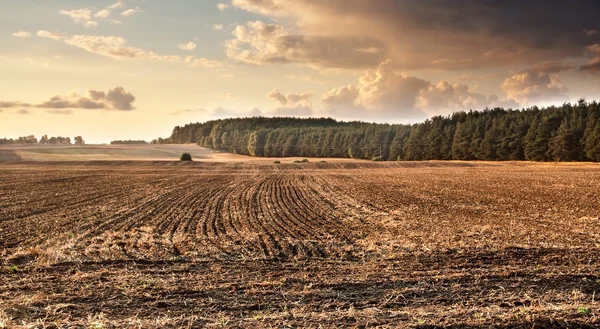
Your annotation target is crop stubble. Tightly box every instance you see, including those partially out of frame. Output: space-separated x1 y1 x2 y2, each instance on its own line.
1 162 599 328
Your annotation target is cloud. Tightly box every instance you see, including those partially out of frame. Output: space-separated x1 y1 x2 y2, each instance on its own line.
217 3 230 11
213 24 224 31
230 0 600 71
94 9 111 19
121 7 142 17
17 109 30 115
12 31 32 38
37 30 222 68
581 44 600 75
583 29 598 36
0 101 29 108
107 2 124 10
224 20 385 69
267 88 314 116
59 2 128 27
323 60 517 120
59 8 93 25
178 41 197 51
222 93 235 99
0 87 136 112
416 81 518 115
502 63 571 106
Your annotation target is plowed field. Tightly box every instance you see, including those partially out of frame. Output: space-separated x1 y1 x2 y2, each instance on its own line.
1 161 599 328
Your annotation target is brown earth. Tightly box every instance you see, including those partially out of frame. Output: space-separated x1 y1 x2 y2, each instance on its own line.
1 161 599 328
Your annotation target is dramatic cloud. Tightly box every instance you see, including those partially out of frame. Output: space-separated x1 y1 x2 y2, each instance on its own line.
224 21 385 69
12 31 32 38
267 89 314 116
581 44 600 75
323 60 517 120
0 87 136 111
230 0 600 70
37 30 222 68
502 63 571 106
121 7 142 17
178 41 197 51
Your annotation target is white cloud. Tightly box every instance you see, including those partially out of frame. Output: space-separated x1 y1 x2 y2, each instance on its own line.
94 9 111 19
178 41 197 51
121 7 142 17
217 3 230 11
59 8 93 24
502 63 571 106
12 31 32 38
107 2 124 10
37 30 222 69
267 88 314 116
323 60 516 120
212 24 224 31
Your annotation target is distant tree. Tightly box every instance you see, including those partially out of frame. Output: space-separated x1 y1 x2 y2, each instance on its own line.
39 135 49 144
180 152 192 161
74 136 85 145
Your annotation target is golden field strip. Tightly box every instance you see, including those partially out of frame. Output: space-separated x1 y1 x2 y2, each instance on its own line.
1 161 599 328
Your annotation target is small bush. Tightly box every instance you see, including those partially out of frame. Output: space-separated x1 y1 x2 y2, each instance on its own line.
301 159 310 163
180 153 193 161
293 160 301 164
318 160 327 163
372 156 385 162
273 160 281 164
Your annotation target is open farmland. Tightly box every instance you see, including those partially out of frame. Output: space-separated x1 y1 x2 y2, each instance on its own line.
1 161 600 328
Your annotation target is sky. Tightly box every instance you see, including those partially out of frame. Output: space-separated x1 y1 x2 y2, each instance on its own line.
1 0 599 143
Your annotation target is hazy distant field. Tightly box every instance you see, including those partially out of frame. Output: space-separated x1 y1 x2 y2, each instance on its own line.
0 144 369 164
0 144 214 161
1 161 599 328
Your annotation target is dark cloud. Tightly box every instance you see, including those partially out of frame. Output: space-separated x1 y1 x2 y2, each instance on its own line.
231 0 600 70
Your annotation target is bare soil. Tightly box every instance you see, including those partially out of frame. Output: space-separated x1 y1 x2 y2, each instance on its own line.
1 161 599 328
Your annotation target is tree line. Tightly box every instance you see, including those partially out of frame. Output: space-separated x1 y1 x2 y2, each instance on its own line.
0 135 85 145
110 140 148 145
159 100 598 162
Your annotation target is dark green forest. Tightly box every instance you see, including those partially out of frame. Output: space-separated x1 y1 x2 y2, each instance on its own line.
160 100 600 162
